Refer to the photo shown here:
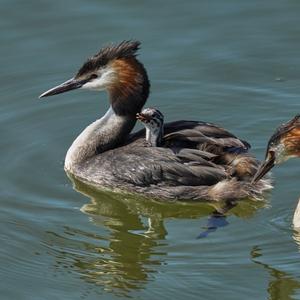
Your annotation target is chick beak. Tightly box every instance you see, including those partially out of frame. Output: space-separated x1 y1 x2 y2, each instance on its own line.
136 113 150 122
39 77 88 98
251 155 275 184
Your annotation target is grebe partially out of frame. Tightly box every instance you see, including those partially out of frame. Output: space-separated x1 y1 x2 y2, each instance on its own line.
250 115 300 227
252 114 300 184
40 41 271 201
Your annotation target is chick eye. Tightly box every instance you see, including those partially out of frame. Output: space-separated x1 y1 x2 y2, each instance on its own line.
90 74 98 80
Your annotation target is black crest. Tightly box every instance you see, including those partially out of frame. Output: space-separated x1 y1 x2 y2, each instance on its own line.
76 40 141 77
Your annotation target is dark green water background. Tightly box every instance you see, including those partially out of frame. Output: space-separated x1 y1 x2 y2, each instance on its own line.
2 1 300 299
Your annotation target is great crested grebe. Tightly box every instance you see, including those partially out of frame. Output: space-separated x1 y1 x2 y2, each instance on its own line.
251 115 300 226
252 114 300 183
136 108 164 147
39 40 271 201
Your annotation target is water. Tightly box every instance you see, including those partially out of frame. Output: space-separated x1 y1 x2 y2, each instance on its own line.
2 0 300 299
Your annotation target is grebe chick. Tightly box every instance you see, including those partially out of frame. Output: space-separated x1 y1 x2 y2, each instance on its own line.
252 114 300 183
136 108 164 147
39 40 271 201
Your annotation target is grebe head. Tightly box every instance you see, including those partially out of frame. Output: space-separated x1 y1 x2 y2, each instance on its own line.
39 40 150 117
252 114 300 183
136 108 164 147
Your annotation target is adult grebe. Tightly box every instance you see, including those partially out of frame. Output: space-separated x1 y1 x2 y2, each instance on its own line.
252 114 300 183
136 108 164 147
250 115 300 227
39 41 271 201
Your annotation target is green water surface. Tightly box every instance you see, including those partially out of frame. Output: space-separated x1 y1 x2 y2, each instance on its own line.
1 1 300 299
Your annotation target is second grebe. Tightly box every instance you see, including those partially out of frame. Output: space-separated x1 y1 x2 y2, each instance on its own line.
39 41 271 201
252 114 300 183
250 115 300 227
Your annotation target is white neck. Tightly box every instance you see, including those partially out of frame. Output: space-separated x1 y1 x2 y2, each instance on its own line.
145 126 163 147
65 106 135 172
293 197 300 228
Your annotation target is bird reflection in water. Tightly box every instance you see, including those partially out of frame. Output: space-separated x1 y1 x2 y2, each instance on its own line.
46 176 267 297
251 246 300 300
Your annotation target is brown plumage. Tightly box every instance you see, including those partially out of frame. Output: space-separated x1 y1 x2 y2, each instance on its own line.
267 114 300 150
109 58 150 117
282 128 300 156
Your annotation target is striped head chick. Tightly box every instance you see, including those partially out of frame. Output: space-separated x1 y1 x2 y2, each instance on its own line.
252 114 300 183
136 108 164 147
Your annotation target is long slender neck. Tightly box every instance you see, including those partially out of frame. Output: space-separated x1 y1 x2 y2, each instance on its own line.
65 57 150 172
145 126 164 147
64 106 135 171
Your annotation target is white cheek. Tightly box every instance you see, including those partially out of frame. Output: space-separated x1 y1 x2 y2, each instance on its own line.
81 68 116 91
